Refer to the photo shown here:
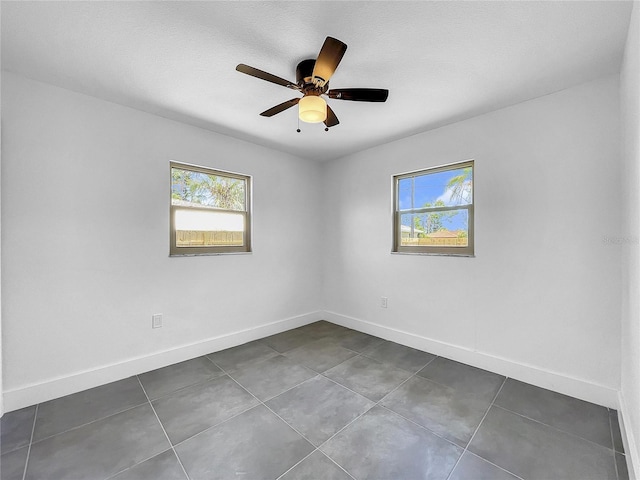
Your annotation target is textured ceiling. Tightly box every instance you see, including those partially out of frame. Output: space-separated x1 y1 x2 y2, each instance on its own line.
1 1 633 161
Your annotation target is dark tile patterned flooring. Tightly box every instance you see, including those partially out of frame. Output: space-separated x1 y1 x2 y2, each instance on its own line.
0 321 629 480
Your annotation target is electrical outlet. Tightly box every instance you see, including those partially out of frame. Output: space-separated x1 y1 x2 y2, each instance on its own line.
152 314 163 329
381 297 388 308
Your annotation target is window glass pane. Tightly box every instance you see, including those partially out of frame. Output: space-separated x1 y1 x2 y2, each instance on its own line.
175 209 244 247
409 167 472 209
398 178 413 210
171 167 246 211
400 210 469 248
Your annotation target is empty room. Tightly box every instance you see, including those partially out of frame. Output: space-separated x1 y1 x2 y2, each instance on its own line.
1 1 639 479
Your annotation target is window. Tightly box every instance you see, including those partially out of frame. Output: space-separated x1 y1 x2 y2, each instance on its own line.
170 162 251 255
393 160 474 256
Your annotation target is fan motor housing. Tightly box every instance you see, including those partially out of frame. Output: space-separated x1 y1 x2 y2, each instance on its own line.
296 59 328 94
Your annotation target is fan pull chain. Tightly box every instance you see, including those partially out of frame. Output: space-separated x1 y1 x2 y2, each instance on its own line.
296 116 301 133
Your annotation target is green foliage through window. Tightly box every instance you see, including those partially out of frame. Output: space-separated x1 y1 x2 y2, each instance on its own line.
171 167 245 211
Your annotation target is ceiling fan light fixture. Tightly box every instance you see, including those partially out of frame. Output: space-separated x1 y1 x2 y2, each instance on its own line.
298 95 327 123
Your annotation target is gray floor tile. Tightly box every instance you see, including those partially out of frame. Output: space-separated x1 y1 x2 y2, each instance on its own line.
33 376 147 442
323 355 412 402
381 375 491 447
362 340 436 372
279 451 353 480
417 357 504 402
110 449 187 480
230 355 317 401
5 325 623 480
0 405 36 454
495 378 612 449
266 376 374 446
138 356 223 400
610 409 625 453
25 404 169 480
284 338 358 373
468 406 617 480
208 340 279 372
326 329 384 352
152 375 259 444
294 321 351 339
616 452 630 480
175 405 314 480
1 446 28 480
261 328 321 353
448 451 519 480
321 406 462 480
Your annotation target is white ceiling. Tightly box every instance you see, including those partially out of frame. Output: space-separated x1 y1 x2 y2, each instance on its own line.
1 1 633 161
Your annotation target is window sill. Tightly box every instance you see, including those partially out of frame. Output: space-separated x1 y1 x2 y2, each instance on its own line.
169 251 253 257
390 251 475 257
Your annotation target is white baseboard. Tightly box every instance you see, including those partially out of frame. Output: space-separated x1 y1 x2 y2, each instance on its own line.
3 311 323 413
323 311 620 409
618 392 639 480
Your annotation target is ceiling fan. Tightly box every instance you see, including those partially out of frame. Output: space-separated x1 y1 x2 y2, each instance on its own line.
236 37 389 129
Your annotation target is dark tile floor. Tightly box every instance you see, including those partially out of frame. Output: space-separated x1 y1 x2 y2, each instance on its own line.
0 321 630 480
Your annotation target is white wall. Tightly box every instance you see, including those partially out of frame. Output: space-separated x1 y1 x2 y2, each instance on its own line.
322 75 622 407
1 73 323 409
0 69 629 418
621 2 640 477
1 70 3 416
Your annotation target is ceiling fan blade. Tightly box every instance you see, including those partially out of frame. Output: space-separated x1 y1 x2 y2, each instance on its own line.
324 105 340 128
327 88 389 102
260 98 300 117
312 37 347 87
236 64 300 91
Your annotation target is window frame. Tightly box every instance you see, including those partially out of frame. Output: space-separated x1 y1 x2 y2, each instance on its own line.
392 160 474 256
169 161 252 256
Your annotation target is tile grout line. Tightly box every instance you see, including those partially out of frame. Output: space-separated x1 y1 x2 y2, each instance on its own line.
261 373 322 404
28 396 151 446
311 355 461 476
221 368 319 448
212 364 353 479
135 376 191 480
318 450 358 480
315 399 375 454
314 358 437 448
104 447 176 480
320 355 474 450
319 352 437 403
319 369 383 403
274 449 318 480
357 349 437 374
492 403 620 454
281 350 360 374
20 403 38 480
609 408 621 480
313 355 456 449
208 354 320 405
141 371 226 403
463 450 526 480
444 377 515 480
375 403 465 450
170 401 261 450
